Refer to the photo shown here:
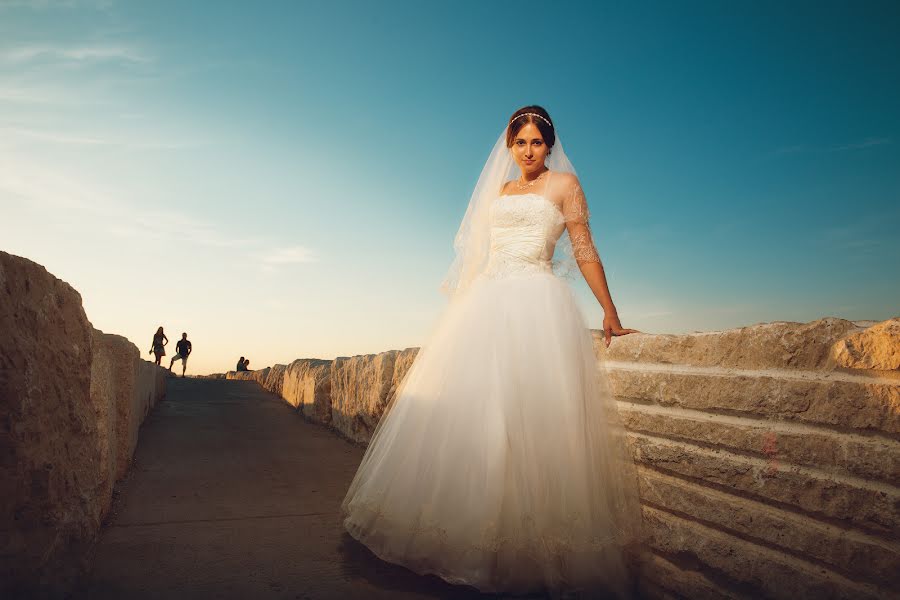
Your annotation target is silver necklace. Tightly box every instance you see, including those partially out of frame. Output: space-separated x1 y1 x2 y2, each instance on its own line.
515 169 548 190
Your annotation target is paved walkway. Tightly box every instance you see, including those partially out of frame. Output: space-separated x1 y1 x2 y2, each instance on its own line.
81 378 504 599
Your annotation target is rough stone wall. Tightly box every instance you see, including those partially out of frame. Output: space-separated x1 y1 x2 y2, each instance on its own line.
89 331 127 519
330 352 400 444
1 252 99 595
594 317 899 599
226 350 418 439
226 367 270 386
281 358 333 423
264 363 287 397
0 252 167 597
237 316 899 598
91 331 168 482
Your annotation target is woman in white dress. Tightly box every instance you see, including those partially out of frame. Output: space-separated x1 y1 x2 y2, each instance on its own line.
342 106 644 598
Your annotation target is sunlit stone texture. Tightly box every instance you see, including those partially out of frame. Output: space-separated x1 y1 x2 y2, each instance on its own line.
1 252 167 598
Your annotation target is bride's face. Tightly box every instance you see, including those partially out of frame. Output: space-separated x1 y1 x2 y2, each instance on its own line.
510 123 550 175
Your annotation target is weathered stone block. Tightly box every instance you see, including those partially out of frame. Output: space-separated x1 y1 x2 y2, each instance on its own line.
608 368 900 434
263 363 287 396
330 351 398 443
594 317 865 370
832 318 900 370
637 551 735 600
618 403 899 485
642 505 884 600
1 252 168 596
638 468 898 586
1 252 98 595
282 358 333 423
629 434 898 535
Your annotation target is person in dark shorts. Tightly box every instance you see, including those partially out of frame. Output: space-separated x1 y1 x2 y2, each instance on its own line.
169 332 192 377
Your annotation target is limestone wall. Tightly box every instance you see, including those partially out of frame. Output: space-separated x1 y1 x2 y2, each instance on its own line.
597 318 898 599
0 251 167 597
90 330 168 487
233 316 899 599
226 366 270 386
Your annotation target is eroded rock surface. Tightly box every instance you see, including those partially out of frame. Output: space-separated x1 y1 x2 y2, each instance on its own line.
1 252 167 597
831 317 900 370
1 252 98 595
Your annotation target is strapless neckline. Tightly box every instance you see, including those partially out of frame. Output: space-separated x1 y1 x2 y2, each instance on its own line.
497 192 543 199
496 193 564 220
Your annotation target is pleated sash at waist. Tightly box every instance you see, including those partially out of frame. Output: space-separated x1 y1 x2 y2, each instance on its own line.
481 227 552 279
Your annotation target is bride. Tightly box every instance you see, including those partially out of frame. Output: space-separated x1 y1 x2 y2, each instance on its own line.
342 106 644 598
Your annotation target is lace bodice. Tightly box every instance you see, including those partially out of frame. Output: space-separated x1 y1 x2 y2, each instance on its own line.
480 172 601 281
481 194 566 279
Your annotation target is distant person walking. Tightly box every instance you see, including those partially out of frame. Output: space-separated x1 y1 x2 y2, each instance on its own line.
169 333 192 377
149 326 168 366
236 356 246 371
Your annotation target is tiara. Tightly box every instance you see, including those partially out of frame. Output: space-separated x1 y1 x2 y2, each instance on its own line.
509 112 553 128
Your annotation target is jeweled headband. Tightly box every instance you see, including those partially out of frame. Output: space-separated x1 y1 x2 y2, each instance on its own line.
509 112 553 128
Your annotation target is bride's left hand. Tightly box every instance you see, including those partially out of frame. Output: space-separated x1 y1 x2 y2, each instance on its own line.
603 313 640 348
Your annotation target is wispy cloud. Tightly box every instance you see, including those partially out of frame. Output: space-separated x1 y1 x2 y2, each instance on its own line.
774 137 892 155
0 153 111 211
0 43 149 64
261 246 317 265
0 155 315 267
0 43 154 106
0 0 112 10
0 82 78 104
819 225 888 254
1 126 110 145
126 208 264 250
1 125 206 150
828 137 892 151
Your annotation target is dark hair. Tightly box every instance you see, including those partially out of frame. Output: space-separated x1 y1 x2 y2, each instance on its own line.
506 105 556 152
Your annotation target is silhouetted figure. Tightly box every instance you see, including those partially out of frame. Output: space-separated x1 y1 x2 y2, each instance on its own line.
236 356 246 371
243 358 251 371
169 332 192 377
149 326 168 366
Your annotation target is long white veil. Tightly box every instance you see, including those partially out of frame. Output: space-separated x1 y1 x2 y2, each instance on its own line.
439 126 581 298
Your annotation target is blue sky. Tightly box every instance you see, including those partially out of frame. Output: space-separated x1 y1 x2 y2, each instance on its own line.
1 0 898 374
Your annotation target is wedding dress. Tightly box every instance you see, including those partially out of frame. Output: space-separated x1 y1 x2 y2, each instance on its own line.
342 137 642 598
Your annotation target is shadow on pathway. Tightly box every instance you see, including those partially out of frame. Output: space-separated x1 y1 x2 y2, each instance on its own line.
80 378 526 599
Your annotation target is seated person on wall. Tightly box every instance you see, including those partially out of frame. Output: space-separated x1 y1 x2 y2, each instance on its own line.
169 332 192 377
242 358 251 371
236 356 246 371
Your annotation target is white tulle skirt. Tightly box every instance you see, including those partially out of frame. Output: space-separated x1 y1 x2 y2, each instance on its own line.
341 272 643 598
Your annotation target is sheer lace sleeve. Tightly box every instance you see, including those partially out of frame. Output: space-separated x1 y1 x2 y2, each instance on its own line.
561 175 601 264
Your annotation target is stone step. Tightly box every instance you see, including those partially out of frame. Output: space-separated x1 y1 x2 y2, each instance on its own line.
593 317 870 371
628 433 898 536
606 363 900 435
636 550 740 600
637 467 899 586
642 505 886 600
619 401 899 485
